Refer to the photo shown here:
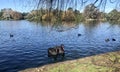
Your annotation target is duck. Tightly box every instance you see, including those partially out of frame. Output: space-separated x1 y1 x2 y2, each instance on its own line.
48 44 65 60
112 38 116 41
10 34 14 37
78 34 81 37
105 38 110 42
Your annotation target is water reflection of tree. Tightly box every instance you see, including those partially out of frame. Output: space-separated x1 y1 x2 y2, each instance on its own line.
108 21 120 25
40 21 79 32
82 20 101 38
83 20 100 28
107 21 120 29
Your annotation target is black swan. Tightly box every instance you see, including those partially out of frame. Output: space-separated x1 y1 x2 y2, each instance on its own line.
48 44 65 60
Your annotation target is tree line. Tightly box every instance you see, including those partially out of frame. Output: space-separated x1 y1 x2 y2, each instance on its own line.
26 4 120 23
0 4 120 23
0 8 28 20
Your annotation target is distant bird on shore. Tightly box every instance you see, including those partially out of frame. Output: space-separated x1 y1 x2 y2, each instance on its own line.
78 34 81 37
10 34 14 38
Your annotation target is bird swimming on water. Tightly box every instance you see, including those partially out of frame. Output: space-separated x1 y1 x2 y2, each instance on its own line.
105 38 110 42
78 34 81 36
10 34 14 37
112 38 116 41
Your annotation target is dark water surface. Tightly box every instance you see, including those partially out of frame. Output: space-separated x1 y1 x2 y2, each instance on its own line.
0 20 120 72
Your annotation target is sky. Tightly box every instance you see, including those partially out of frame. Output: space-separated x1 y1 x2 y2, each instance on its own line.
0 0 118 13
0 0 37 12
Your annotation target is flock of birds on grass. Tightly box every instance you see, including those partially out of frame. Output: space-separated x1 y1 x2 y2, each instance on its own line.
9 33 116 60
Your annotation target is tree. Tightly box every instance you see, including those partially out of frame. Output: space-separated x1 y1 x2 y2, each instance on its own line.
74 9 80 15
74 9 84 22
62 7 75 21
68 7 73 11
83 4 100 19
107 9 120 20
42 12 56 21
19 0 119 22
0 11 3 17
20 0 119 19
10 11 23 20
22 12 28 19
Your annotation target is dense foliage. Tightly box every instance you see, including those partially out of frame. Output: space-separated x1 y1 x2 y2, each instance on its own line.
107 9 120 22
26 4 106 22
83 4 100 19
0 3 120 23
0 8 27 20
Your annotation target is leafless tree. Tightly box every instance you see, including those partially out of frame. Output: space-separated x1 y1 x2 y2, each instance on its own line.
17 0 120 21
18 0 120 11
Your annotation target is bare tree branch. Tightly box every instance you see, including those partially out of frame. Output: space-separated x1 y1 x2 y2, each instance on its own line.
19 0 120 12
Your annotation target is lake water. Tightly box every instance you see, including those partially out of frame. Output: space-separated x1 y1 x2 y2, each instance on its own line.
0 20 120 72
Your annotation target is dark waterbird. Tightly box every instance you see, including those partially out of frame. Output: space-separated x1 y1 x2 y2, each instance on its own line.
10 34 14 38
105 38 110 42
78 34 81 37
112 38 116 41
105 38 116 42
48 44 65 60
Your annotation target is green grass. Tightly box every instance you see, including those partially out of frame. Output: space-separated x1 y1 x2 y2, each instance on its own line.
48 62 115 72
20 51 120 72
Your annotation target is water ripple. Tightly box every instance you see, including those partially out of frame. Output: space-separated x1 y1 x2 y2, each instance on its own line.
0 21 120 72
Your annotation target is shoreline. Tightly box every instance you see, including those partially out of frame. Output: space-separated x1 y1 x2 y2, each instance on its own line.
20 51 120 72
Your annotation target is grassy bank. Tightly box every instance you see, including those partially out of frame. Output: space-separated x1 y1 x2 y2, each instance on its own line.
20 51 120 72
